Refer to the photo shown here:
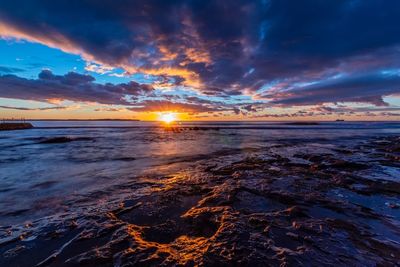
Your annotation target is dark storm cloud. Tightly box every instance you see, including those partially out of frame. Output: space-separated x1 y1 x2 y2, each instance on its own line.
0 70 153 104
0 0 400 105
264 72 400 106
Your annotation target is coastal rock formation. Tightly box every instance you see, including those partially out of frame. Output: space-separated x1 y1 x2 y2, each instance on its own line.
0 135 399 266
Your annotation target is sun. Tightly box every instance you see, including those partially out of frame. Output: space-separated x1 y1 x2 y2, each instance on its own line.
159 113 176 124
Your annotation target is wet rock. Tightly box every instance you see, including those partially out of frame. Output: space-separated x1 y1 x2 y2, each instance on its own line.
39 136 94 144
1 135 400 266
329 160 370 170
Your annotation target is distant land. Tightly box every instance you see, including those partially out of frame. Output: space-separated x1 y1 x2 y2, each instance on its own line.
25 119 141 121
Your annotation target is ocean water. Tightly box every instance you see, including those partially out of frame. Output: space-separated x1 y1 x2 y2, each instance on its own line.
1 121 400 266
0 121 399 225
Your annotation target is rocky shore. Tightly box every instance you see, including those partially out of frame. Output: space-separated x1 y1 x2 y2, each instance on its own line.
0 123 33 131
0 134 399 266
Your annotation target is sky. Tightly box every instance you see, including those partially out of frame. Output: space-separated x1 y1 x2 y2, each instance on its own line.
0 0 399 121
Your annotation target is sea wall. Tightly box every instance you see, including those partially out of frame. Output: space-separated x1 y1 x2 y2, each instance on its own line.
0 123 33 131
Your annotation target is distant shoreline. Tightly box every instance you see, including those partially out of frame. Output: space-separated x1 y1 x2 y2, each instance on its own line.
22 119 141 121
3 119 400 122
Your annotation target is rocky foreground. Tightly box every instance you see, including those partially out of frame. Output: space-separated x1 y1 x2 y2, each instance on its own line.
0 135 399 266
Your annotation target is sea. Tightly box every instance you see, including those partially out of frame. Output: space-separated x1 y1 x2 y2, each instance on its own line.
0 121 399 266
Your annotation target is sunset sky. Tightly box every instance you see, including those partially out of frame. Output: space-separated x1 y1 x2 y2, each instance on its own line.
0 0 399 120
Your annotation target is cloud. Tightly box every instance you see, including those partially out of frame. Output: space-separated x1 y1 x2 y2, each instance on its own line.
0 1 399 107
127 100 226 113
263 72 400 106
85 62 114 74
93 107 125 112
0 70 153 105
0 69 248 114
243 104 257 112
0 105 67 110
0 66 24 73
312 105 400 114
